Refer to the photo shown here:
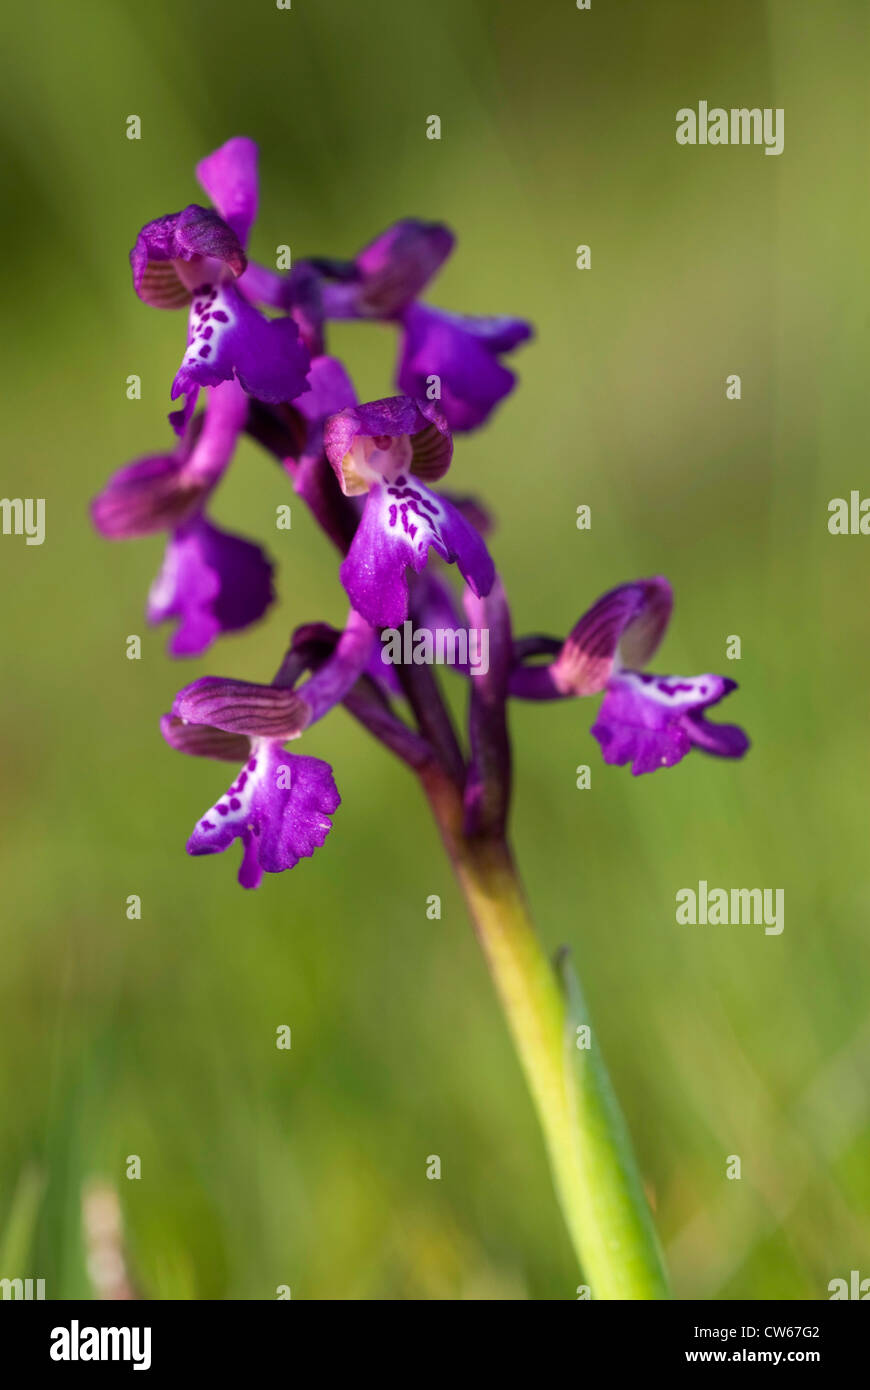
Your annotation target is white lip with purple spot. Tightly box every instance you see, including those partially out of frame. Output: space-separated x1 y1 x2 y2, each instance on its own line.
195 740 266 840
613 670 718 710
380 475 446 558
178 283 235 376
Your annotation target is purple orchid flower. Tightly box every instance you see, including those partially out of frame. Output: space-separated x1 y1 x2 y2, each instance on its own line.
93 379 275 656
323 395 494 627
510 577 749 775
130 136 310 431
162 611 373 885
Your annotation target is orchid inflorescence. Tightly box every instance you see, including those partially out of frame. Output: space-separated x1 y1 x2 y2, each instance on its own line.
93 136 749 892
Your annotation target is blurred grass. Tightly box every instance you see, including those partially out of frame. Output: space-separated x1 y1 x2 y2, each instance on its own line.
0 0 868 1298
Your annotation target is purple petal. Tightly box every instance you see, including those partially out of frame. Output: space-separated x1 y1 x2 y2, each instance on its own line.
196 137 258 246
172 677 309 738
293 355 357 435
147 515 274 657
186 742 340 888
682 710 751 760
91 453 201 538
160 713 250 762
397 303 532 432
591 671 749 776
130 205 246 308
340 480 494 627
171 280 310 409
352 219 455 316
551 578 673 696
454 315 532 353
169 385 201 438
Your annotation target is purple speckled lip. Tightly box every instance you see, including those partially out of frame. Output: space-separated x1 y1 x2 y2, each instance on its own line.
185 739 341 891
591 669 748 776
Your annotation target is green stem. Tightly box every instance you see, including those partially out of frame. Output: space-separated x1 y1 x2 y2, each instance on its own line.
423 770 670 1299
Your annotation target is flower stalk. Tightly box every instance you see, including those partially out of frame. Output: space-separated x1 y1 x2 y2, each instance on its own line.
424 767 670 1298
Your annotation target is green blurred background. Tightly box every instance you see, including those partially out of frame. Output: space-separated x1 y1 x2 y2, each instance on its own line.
1 0 868 1299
